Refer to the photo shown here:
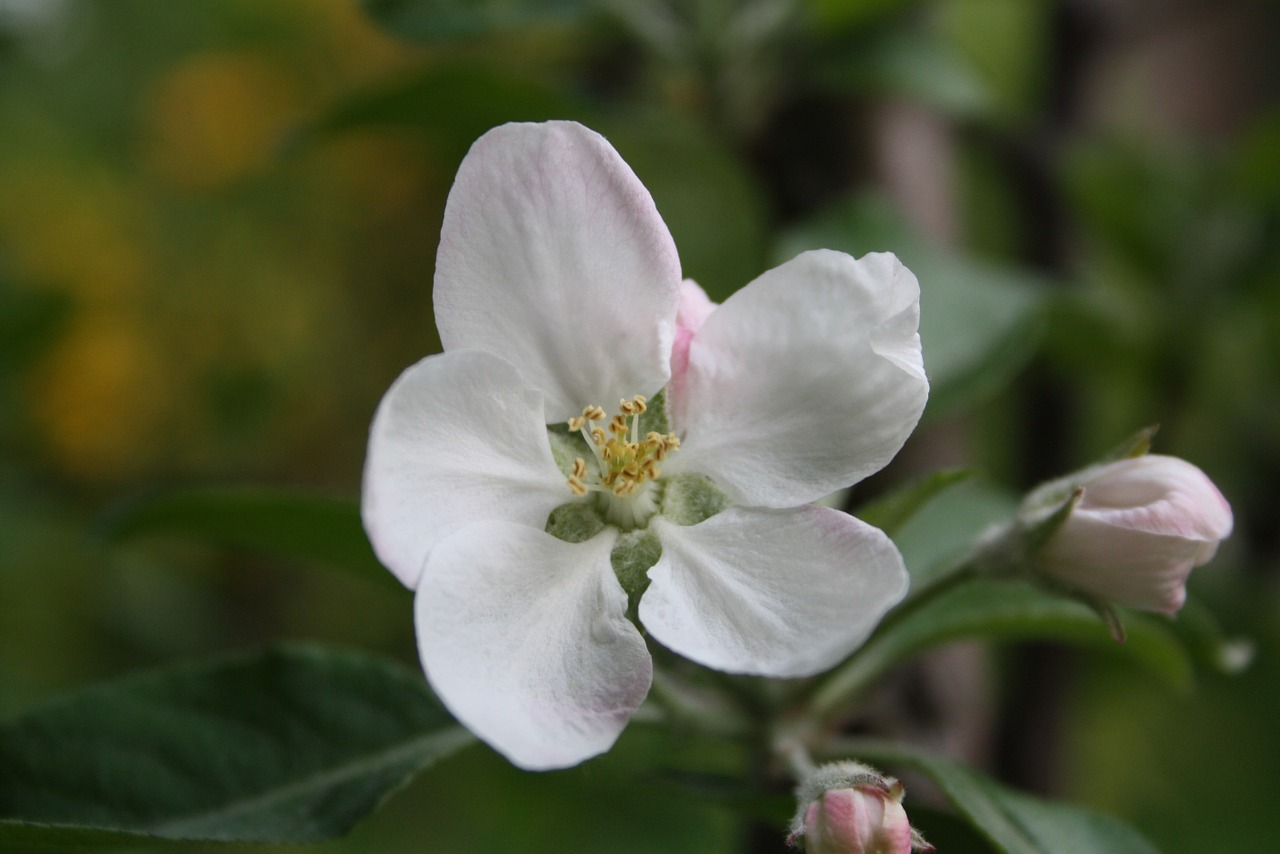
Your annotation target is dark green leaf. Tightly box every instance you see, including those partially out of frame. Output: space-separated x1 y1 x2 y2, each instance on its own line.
363 0 590 45
0 644 473 848
834 739 1161 854
853 468 973 536
776 195 1046 419
104 486 400 590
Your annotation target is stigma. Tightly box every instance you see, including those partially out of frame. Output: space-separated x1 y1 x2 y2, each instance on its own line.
564 395 680 526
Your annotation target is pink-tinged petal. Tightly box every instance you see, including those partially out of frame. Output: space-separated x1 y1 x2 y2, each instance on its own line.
673 250 928 507
807 788 914 854
1035 455 1233 614
641 506 908 677
415 522 652 770
434 121 681 422
668 278 717 428
362 350 569 589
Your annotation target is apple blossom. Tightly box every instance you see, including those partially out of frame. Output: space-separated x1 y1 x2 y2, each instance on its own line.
361 121 929 769
1021 454 1232 614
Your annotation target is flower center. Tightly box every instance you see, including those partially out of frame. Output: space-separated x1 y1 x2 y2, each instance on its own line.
564 395 680 528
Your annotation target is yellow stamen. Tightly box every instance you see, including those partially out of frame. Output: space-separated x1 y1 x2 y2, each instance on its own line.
563 397 682 501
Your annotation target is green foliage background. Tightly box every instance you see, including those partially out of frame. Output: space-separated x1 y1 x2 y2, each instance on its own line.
1 0 1277 851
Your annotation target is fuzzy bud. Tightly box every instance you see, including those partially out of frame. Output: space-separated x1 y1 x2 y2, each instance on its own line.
789 762 932 854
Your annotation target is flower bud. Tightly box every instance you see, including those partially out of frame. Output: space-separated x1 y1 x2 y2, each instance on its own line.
1023 454 1232 614
790 762 932 854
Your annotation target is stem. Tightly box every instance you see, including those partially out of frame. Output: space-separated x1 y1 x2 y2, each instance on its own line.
807 561 980 721
773 728 818 782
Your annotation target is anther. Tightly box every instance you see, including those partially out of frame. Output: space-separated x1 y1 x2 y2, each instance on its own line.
568 416 585 432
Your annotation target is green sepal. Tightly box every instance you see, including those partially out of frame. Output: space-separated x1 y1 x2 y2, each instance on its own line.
1101 424 1159 462
637 388 671 437
545 426 587 477
660 473 730 527
972 486 1083 579
611 529 661 603
545 501 605 544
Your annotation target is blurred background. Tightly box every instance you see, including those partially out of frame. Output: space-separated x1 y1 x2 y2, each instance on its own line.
1 0 1277 851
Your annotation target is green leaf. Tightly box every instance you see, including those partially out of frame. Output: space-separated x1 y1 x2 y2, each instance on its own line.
362 0 590 45
104 486 401 591
893 476 1018 588
853 468 973 536
811 580 1193 718
776 195 1046 419
833 739 1161 854
0 644 473 848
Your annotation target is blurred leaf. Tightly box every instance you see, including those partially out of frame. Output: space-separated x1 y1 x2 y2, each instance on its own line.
362 0 591 45
1232 111 1280 203
651 770 791 822
893 476 1017 586
813 25 994 119
838 739 1161 854
863 580 1192 694
0 644 472 848
1168 597 1255 678
803 0 919 33
937 0 1051 123
600 114 769 300
908 806 1000 853
105 487 401 591
0 285 70 374
296 63 598 163
777 195 1046 419
854 468 973 536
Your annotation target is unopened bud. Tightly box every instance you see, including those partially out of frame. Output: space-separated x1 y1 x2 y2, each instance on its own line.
1021 454 1232 615
789 762 932 854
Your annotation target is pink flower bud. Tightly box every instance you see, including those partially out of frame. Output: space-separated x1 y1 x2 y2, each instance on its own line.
802 785 912 854
790 763 932 854
1028 454 1233 614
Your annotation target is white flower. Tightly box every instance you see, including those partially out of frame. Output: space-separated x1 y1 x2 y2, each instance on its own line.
361 121 929 770
1027 454 1233 614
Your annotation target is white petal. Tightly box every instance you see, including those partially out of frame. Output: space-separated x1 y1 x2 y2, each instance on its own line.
362 350 569 588
434 121 682 422
416 523 652 770
674 250 929 507
642 506 908 677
